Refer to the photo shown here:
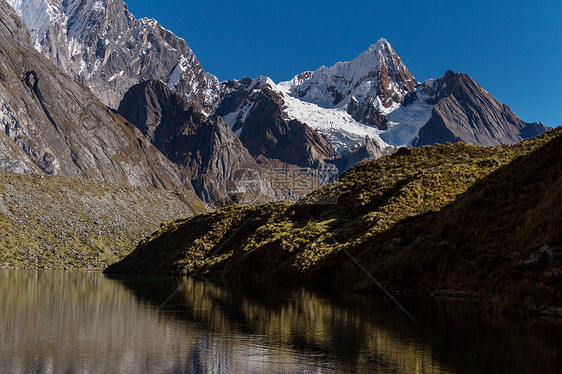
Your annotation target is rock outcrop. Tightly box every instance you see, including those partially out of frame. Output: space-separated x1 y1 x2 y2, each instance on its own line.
341 136 398 173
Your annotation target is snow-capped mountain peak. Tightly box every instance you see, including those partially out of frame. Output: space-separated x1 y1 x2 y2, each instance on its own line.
368 37 391 52
284 39 418 129
216 39 422 157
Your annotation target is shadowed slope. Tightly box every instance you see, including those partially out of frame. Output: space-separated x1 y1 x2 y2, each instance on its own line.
106 129 561 313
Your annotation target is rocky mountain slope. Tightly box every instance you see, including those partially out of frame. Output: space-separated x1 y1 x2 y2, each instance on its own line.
216 70 399 157
105 127 561 313
414 71 548 146
234 85 338 169
6 0 220 111
0 0 196 190
216 77 341 167
0 169 206 270
118 80 275 203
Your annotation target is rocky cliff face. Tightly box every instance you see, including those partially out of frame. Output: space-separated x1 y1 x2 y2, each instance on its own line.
0 0 194 190
6 0 219 111
414 71 548 146
118 80 276 203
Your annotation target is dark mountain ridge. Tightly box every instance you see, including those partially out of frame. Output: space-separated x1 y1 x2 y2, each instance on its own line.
105 127 562 314
237 86 339 169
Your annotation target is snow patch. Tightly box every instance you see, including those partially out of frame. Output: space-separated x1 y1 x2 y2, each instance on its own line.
108 71 124 82
280 89 387 154
166 55 190 88
380 87 434 146
221 111 240 129
92 0 105 13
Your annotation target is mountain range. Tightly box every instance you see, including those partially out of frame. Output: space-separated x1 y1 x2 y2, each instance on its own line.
1 1 560 314
0 0 550 204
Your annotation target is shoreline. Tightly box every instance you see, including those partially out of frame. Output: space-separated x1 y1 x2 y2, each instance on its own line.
4 266 562 322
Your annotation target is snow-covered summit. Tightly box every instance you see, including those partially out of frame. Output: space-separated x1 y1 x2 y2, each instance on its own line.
368 37 392 52
282 38 417 129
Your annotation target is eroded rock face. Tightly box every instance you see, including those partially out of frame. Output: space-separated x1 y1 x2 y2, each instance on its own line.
6 0 219 111
414 71 548 146
118 80 276 202
0 0 193 190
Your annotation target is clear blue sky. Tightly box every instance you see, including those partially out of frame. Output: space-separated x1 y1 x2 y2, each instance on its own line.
125 0 561 126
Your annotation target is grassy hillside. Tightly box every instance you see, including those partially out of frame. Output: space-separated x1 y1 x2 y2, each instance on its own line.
106 128 561 313
0 172 206 270
324 129 562 314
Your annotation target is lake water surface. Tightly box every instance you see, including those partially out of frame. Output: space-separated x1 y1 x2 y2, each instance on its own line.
0 270 560 373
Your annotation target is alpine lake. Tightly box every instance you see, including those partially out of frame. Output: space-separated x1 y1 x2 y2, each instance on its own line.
1 270 560 373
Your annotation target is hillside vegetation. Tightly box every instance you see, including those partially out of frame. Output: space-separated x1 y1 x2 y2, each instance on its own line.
106 128 562 313
0 172 206 270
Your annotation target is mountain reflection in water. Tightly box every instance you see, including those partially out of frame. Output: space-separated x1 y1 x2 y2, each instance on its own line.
0 270 560 373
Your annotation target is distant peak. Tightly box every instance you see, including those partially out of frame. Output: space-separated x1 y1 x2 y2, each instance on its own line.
376 37 389 44
369 38 392 53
